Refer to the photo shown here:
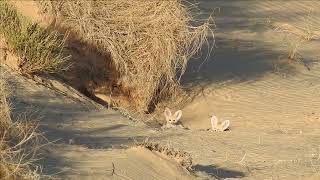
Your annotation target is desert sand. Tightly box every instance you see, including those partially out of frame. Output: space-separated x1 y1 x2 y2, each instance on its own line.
2 0 320 179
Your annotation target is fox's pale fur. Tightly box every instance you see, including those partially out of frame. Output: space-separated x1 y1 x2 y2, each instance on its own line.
164 107 182 125
210 115 230 132
163 108 230 131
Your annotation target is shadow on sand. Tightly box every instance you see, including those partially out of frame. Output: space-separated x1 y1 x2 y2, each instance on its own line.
193 164 245 179
182 0 316 89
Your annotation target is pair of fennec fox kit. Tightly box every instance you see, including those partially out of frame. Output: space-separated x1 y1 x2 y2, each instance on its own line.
163 107 230 131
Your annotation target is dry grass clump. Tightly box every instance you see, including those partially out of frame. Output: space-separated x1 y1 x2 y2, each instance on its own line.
37 0 214 111
272 17 320 64
0 1 70 74
0 71 42 179
273 22 320 41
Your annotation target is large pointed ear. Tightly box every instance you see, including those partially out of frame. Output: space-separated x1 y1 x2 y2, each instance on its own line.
174 110 182 121
210 115 218 129
220 120 230 131
164 107 172 118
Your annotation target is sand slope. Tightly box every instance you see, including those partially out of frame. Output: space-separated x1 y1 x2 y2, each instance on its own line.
3 66 198 179
180 1 320 179
3 1 320 179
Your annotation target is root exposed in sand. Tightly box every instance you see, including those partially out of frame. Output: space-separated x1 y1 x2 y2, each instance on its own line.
135 139 193 170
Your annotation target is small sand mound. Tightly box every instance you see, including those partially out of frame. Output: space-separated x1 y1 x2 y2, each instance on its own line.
135 140 193 170
124 147 194 179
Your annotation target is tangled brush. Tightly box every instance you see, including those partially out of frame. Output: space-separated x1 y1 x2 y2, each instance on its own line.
38 0 214 111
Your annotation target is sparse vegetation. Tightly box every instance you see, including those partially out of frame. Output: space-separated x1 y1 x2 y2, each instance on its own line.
272 14 320 64
0 1 70 74
0 1 319 179
285 36 304 62
273 22 320 41
37 0 214 111
0 71 42 179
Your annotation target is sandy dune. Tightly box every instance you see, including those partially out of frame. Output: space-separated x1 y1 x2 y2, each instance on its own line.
3 67 198 179
2 0 320 179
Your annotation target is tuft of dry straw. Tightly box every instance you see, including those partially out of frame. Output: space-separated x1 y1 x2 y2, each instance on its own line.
0 70 42 179
37 0 214 111
272 21 319 64
0 71 11 128
272 22 320 41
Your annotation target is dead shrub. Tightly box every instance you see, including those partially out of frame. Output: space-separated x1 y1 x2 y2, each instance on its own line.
37 0 214 111
271 12 320 65
272 22 320 41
